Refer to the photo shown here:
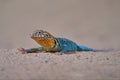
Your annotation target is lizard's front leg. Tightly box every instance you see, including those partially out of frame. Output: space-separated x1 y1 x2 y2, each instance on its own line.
60 45 68 55
18 46 44 54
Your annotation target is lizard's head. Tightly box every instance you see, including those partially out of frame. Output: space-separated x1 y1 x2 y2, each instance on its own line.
30 30 55 49
30 30 54 40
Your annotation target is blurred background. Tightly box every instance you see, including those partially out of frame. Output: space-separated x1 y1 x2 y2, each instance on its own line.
0 0 120 50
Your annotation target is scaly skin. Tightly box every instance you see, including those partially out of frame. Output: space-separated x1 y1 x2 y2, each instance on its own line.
18 30 95 54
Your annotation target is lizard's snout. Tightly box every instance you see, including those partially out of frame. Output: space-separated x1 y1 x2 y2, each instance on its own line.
29 33 33 37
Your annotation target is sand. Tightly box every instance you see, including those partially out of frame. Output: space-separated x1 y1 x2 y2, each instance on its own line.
0 49 120 80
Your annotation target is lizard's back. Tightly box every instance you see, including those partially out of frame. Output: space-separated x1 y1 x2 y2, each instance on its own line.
55 38 95 52
55 38 79 51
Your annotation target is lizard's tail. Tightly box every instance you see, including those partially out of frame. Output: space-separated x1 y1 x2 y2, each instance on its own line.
94 48 115 52
77 45 96 52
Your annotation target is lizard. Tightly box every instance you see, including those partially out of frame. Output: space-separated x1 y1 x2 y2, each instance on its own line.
18 30 96 55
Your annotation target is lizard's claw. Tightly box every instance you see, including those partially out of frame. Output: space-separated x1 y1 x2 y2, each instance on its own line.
17 47 27 54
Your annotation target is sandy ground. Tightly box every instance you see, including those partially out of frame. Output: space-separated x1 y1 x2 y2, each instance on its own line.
0 49 120 80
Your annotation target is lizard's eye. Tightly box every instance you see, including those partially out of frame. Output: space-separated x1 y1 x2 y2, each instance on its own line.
39 32 41 34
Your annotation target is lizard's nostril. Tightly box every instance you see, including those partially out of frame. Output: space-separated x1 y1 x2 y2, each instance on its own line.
39 32 41 34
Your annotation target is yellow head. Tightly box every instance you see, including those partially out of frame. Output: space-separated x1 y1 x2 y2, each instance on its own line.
30 30 55 50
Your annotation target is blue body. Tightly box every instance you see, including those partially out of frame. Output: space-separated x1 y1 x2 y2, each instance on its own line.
25 38 95 54
53 38 95 53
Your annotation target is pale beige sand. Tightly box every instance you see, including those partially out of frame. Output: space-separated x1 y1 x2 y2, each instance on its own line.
0 49 120 80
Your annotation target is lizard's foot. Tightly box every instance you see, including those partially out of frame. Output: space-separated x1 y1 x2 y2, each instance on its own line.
17 47 27 54
54 52 63 55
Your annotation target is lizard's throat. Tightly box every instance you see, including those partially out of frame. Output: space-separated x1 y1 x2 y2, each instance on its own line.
33 38 56 49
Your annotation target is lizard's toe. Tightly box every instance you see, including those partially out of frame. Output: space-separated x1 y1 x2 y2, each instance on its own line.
17 48 27 54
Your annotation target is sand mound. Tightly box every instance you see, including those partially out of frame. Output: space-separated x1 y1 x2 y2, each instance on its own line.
0 49 120 80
